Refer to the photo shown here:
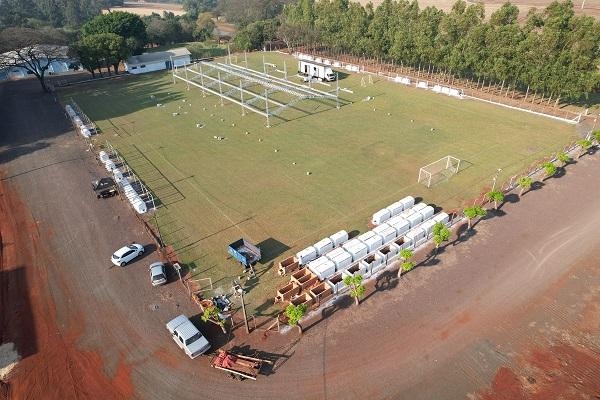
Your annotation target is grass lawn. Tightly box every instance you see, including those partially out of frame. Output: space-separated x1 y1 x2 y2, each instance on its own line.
59 51 578 316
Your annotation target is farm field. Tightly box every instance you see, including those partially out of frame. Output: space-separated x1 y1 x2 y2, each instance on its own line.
59 51 578 315
106 1 185 16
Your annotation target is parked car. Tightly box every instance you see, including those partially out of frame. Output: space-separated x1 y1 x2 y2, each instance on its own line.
149 262 167 286
166 315 211 359
92 177 118 199
111 244 144 267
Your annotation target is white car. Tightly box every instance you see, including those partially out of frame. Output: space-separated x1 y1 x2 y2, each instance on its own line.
166 315 211 359
111 244 144 267
149 262 167 286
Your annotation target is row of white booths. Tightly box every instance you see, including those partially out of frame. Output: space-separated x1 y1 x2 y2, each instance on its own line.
98 150 148 214
295 196 449 293
65 104 95 138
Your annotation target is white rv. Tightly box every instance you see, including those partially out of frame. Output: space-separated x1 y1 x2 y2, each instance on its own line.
298 60 336 82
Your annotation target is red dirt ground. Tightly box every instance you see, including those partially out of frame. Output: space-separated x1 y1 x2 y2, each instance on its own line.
0 175 134 400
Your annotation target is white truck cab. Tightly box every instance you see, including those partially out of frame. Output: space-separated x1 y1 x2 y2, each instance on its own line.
166 315 211 359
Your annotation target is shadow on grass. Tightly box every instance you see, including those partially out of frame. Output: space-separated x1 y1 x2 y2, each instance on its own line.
257 238 290 264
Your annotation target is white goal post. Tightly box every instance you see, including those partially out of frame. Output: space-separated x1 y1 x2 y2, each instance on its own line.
418 155 462 187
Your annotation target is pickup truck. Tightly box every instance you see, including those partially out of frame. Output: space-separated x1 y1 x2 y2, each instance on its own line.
228 238 261 267
166 315 211 359
92 177 117 199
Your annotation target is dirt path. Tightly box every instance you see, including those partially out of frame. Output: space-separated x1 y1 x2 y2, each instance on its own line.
1 78 598 399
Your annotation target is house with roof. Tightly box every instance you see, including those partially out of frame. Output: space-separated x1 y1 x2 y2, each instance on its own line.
124 47 191 75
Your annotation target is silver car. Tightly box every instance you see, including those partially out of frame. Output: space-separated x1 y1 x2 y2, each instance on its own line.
149 262 167 286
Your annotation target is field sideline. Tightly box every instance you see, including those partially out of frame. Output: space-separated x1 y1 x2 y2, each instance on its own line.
59 52 577 314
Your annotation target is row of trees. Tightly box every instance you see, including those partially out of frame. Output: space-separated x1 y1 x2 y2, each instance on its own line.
275 0 600 101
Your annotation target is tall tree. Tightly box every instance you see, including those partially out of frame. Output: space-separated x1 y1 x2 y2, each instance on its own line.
463 205 486 230
397 248 414 278
517 176 533 196
486 189 505 210
0 27 67 92
432 222 450 252
82 11 146 54
285 303 307 333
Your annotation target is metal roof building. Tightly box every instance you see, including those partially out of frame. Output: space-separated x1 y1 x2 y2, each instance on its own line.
124 47 190 75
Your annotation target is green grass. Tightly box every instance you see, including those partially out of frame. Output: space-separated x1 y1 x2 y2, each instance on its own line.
60 52 578 316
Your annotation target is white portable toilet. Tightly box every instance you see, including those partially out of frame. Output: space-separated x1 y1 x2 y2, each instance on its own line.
420 219 437 238
405 228 426 246
98 151 110 163
329 230 348 247
132 197 147 214
388 216 410 236
326 247 353 271
372 223 397 244
357 231 376 244
399 196 415 211
362 234 383 252
307 256 328 277
371 209 391 226
342 239 368 261
314 259 336 281
104 160 117 172
419 205 435 221
412 202 427 213
386 202 404 217
296 246 317 265
314 237 334 256
406 212 423 228
432 212 450 225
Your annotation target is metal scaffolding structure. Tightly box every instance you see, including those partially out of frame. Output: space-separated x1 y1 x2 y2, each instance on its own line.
172 60 341 126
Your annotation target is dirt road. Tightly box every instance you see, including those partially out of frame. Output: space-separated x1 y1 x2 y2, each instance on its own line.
1 78 598 399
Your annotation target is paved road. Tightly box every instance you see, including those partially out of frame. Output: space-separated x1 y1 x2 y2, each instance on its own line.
1 78 598 399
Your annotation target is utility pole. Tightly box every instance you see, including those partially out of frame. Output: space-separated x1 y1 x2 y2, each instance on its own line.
491 168 502 192
233 279 249 333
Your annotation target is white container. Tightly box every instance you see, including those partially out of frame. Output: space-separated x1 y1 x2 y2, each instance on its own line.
296 246 317 266
73 116 83 127
391 236 413 252
329 230 348 247
412 203 427 213
420 219 437 238
371 209 391 226
327 273 346 294
98 151 110 163
420 205 435 221
113 169 125 184
399 207 416 220
65 105 76 117
342 264 370 280
432 212 450 225
81 127 91 138
377 245 398 263
326 247 352 271
104 160 116 172
314 237 334 257
367 252 387 274
360 252 384 274
357 231 376 244
388 216 410 237
372 223 397 244
405 228 426 246
386 202 404 217
399 196 415 210
362 234 383 252
307 256 328 277
406 212 423 228
314 259 336 281
342 239 368 262
132 197 147 214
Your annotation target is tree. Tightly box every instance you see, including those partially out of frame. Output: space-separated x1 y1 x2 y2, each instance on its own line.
486 189 505 210
577 139 593 157
517 176 533 196
397 248 414 278
74 32 128 76
285 303 307 333
82 11 147 54
343 274 365 306
556 151 571 166
432 222 450 252
463 205 486 229
542 161 557 180
0 27 67 92
195 12 215 41
201 305 227 334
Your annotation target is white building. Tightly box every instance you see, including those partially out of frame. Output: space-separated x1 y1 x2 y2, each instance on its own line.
124 47 191 75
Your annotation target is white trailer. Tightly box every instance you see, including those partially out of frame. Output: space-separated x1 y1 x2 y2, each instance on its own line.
298 60 336 82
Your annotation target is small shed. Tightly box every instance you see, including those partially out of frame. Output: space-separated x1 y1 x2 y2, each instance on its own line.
125 47 191 75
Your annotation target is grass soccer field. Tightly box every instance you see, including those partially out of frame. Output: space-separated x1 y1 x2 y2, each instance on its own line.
60 52 578 314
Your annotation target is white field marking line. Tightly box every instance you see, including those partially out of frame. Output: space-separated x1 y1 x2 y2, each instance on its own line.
528 226 582 276
538 224 575 255
148 146 249 238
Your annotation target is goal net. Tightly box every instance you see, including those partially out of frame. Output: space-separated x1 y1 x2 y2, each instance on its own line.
418 155 461 187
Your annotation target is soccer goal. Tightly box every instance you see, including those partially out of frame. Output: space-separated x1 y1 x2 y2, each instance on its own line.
418 155 462 187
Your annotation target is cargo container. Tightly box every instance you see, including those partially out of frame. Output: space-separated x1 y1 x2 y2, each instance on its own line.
372 223 397 244
326 247 352 271
371 209 391 226
342 239 368 261
313 237 334 256
296 246 317 265
329 230 348 247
